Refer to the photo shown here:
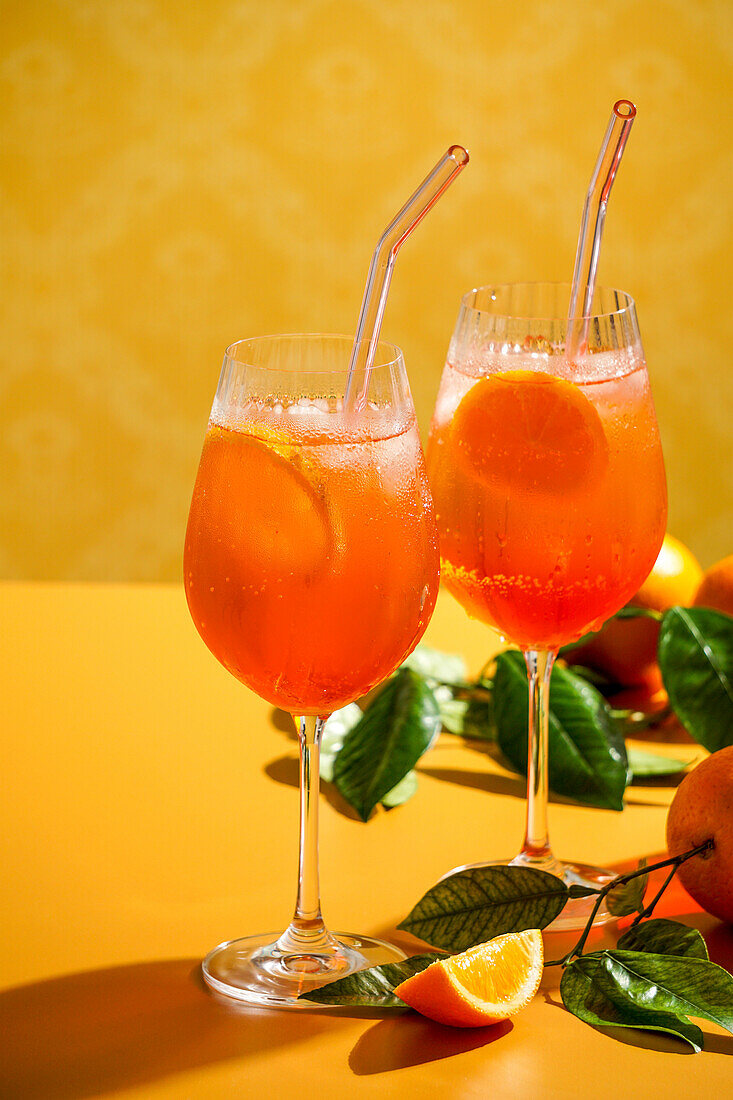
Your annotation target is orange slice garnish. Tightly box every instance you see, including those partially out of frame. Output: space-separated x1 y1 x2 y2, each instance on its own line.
453 370 608 494
394 929 543 1028
192 423 331 580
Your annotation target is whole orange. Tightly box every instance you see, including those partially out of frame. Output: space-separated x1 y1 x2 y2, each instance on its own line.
694 553 733 617
666 746 733 924
569 533 702 688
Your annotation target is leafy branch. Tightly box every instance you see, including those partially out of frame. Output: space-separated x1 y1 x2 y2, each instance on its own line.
299 610 733 1046
304 841 733 1053
545 840 714 966
318 606 733 821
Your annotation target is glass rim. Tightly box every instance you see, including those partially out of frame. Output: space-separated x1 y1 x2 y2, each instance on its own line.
460 282 637 324
223 333 405 374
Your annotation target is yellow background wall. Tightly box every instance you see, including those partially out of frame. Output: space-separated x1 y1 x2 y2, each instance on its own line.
2 0 731 580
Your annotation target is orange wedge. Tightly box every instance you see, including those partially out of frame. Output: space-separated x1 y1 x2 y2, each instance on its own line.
192 422 332 580
394 929 543 1028
453 370 607 494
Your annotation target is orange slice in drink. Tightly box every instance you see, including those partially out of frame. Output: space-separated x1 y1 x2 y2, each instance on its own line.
453 370 608 494
193 423 332 580
394 929 543 1028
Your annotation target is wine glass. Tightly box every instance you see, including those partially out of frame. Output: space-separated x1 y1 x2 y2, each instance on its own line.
427 284 667 929
184 333 439 1004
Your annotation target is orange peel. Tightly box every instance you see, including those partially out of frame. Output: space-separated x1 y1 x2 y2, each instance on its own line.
394 928 543 1028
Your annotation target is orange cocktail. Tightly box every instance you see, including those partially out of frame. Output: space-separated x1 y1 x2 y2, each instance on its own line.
186 405 438 715
184 333 439 1007
427 284 667 926
428 350 667 651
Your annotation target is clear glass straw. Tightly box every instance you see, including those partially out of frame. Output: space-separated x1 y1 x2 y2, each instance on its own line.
566 99 636 361
344 145 469 413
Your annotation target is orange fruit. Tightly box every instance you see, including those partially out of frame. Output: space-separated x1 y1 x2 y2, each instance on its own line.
634 533 703 612
693 553 733 617
393 929 543 1028
190 423 331 582
569 533 703 688
666 746 733 924
570 614 665 692
452 370 607 495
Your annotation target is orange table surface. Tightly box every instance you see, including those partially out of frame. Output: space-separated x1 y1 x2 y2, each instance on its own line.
1 581 731 1098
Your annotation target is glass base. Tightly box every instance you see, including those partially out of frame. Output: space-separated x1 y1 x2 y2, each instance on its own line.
444 855 617 932
202 930 405 1007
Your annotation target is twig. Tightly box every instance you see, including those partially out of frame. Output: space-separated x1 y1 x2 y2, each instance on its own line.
545 838 715 967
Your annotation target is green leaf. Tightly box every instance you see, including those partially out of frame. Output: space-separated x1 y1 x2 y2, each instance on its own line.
616 919 709 960
603 950 733 1035
494 652 629 810
605 859 649 918
462 693 496 741
568 885 598 899
380 770 418 808
614 606 663 621
436 695 470 735
438 692 496 741
611 706 673 737
397 865 568 952
401 645 468 687
322 704 416 807
658 606 733 752
332 668 440 821
560 954 704 1051
319 703 361 783
564 664 618 691
627 746 691 778
301 953 442 1006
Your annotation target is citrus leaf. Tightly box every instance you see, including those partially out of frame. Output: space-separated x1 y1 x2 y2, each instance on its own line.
605 859 649 917
397 865 568 952
401 645 468 687
438 692 496 741
301 952 442 1006
319 703 361 783
658 606 733 752
602 950 733 1035
616 919 709 960
568 885 598 899
322 704 416 807
332 668 440 821
461 693 497 741
627 746 691 778
380 769 418 808
560 954 704 1051
494 652 629 810
614 606 663 621
436 695 470 735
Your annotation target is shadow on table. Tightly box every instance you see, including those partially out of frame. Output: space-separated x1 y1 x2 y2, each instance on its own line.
0 958 336 1099
270 708 298 737
264 754 364 819
265 751 529 815
349 1014 512 1074
417 763 525 800
419 761 634 807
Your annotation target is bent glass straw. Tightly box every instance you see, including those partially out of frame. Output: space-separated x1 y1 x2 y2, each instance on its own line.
344 145 469 413
566 99 636 361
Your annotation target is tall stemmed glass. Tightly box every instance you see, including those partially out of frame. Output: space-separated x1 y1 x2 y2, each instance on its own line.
427 283 667 929
185 334 439 1005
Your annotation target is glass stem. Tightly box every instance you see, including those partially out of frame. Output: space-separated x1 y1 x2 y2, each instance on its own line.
520 649 558 869
278 714 333 955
